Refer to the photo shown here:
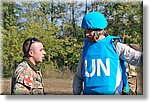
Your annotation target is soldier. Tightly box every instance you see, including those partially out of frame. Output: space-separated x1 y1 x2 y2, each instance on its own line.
127 44 143 95
11 37 46 95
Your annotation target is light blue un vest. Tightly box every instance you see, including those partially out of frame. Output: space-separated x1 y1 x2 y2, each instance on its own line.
82 35 129 95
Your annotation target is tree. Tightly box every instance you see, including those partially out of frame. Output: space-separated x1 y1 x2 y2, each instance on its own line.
2 1 142 78
2 1 22 77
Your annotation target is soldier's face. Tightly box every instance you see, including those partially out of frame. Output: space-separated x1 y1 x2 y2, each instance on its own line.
30 42 46 63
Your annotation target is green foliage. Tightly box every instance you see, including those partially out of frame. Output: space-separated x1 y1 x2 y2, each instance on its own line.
2 1 142 78
2 26 23 77
105 2 142 45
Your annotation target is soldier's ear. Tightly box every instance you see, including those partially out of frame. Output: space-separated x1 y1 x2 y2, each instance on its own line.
28 50 34 57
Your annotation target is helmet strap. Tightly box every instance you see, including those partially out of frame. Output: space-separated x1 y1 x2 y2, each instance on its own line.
93 31 100 42
93 30 107 42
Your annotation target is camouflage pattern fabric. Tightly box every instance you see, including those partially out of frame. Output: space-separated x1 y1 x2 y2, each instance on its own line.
11 58 44 95
126 64 137 95
126 44 142 95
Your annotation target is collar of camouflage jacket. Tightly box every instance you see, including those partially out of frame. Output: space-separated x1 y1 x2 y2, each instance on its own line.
23 57 39 71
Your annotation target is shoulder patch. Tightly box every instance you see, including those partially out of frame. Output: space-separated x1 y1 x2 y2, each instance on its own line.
24 75 33 86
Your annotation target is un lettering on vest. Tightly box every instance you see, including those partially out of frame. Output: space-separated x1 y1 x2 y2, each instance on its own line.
84 58 110 77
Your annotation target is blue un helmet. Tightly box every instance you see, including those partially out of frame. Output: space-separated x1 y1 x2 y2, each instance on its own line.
81 12 108 30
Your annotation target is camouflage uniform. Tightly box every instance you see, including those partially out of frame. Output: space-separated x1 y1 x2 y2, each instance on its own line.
126 44 142 95
11 57 44 95
126 64 137 95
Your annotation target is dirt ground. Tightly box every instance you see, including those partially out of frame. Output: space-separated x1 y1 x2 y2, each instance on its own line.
1 70 143 95
1 78 73 95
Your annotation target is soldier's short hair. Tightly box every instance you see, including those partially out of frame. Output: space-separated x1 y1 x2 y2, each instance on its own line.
23 37 42 57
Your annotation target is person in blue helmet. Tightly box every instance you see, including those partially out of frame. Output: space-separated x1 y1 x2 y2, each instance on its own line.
73 12 143 95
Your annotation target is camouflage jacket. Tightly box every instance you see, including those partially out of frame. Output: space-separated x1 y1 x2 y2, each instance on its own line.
11 57 44 95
